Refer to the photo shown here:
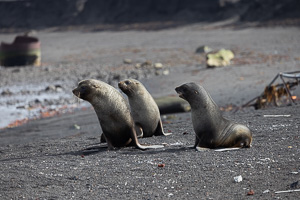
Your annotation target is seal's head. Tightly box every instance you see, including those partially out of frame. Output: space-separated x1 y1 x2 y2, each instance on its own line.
175 82 215 109
72 79 110 103
118 79 143 96
175 82 202 101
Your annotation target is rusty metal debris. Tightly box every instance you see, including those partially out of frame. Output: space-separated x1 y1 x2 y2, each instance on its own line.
243 71 300 109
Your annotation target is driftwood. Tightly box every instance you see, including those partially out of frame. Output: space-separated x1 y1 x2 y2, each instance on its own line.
154 96 190 115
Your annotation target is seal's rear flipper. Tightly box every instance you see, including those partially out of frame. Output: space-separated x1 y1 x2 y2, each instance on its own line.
195 147 210 151
154 120 172 136
136 144 164 150
214 147 241 152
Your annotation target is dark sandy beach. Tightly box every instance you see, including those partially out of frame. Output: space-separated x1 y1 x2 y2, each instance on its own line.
0 24 299 199
0 0 300 199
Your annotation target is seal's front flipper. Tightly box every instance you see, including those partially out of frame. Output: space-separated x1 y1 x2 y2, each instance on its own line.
154 120 172 136
100 133 106 143
195 147 210 152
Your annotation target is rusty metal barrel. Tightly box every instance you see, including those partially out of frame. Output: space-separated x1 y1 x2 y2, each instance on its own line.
0 35 41 67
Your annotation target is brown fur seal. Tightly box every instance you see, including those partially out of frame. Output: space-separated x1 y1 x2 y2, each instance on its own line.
118 79 171 138
72 79 164 150
175 82 252 150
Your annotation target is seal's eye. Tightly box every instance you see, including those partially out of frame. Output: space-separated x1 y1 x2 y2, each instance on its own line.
91 84 99 88
194 90 198 94
125 80 131 85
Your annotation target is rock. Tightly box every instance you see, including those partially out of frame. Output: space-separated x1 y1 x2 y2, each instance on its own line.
263 189 270 194
45 85 63 92
247 190 255 195
233 175 242 183
195 45 212 54
247 190 254 196
135 63 141 68
154 63 163 69
45 85 56 92
206 49 234 68
162 69 169 75
158 164 165 168
141 60 152 67
1 89 13 96
123 58 132 64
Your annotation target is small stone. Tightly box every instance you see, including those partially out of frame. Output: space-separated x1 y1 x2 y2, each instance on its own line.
123 58 132 64
263 189 270 194
1 89 13 96
162 69 169 75
141 60 152 67
45 85 56 92
135 63 141 68
195 45 213 54
234 175 242 183
154 63 163 69
73 124 81 130
247 190 254 195
56 87 63 92
158 164 165 168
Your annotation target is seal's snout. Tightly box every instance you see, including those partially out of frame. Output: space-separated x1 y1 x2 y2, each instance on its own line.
175 86 185 99
72 88 80 97
118 81 125 91
118 81 123 87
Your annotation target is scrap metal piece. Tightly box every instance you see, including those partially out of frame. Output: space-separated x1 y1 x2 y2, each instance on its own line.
243 71 300 109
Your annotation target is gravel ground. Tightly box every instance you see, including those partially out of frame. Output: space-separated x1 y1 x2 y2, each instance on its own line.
0 105 299 199
0 24 300 199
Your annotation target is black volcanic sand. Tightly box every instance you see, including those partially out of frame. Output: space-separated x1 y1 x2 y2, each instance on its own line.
0 105 299 199
0 25 300 199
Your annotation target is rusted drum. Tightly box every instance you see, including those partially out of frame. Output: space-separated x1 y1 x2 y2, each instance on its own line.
0 35 41 67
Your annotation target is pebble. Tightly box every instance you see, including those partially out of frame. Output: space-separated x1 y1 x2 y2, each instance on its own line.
123 58 132 64
154 63 163 69
162 69 169 75
234 175 243 183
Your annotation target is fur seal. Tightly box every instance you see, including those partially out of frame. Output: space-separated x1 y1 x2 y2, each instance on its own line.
118 79 171 138
175 82 252 150
72 79 163 150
